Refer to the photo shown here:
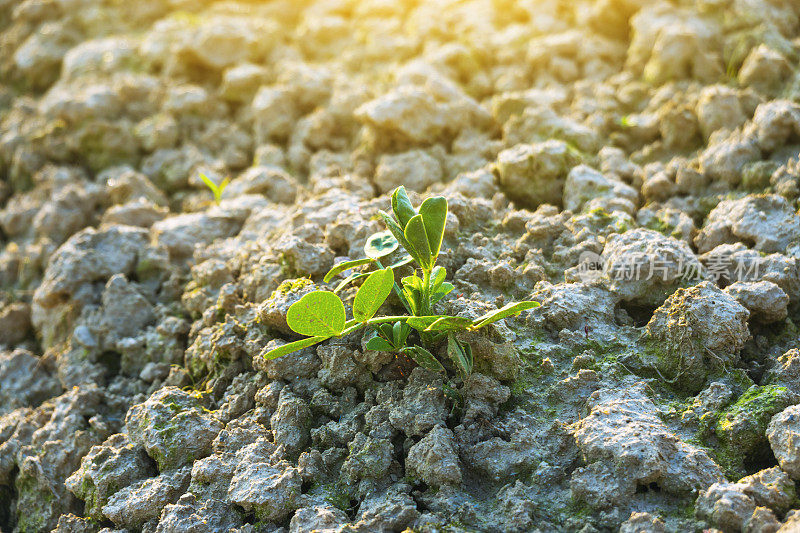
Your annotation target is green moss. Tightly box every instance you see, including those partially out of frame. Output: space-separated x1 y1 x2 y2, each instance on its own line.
644 216 678 238
711 385 792 478
705 368 755 393
152 421 190 470
556 497 595 523
577 207 636 235
76 121 139 172
588 206 612 219
716 385 790 439
269 278 314 299
322 482 351 511
15 472 56 533
741 161 779 191
135 256 163 281
78 477 100 518
510 373 539 397
640 331 711 392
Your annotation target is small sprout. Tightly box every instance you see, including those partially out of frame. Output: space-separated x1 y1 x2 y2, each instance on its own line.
366 321 412 352
263 186 541 379
200 173 230 205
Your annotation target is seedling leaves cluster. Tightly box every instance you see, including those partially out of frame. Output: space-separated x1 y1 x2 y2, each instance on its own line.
264 186 540 377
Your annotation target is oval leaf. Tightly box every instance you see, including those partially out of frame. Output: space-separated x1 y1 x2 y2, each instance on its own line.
354 268 394 322
419 196 447 258
404 214 433 269
425 316 472 332
447 334 473 377
401 274 423 291
430 266 447 291
393 321 410 347
401 346 445 372
388 255 415 269
366 335 396 352
432 282 454 304
391 186 417 228
379 211 415 260
334 271 368 294
287 291 346 337
470 301 540 330
262 335 329 360
324 258 374 283
406 315 446 331
365 230 399 259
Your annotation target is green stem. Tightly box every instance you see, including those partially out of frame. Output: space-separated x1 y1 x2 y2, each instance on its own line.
421 268 432 317
340 315 424 337
420 267 434 347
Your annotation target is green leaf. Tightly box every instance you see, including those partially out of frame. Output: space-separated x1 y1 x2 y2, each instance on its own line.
419 196 447 258
353 268 394 322
324 258 374 283
375 322 392 339
366 336 395 352
200 172 218 193
393 321 410 347
262 336 329 359
404 214 433 269
219 176 230 196
200 173 230 204
334 271 366 293
432 282 454 304
364 231 399 259
286 291 347 337
401 346 445 372
470 301 540 330
401 274 423 291
391 186 417 228
387 255 414 269
425 316 472 332
447 334 473 377
378 323 394 340
430 266 447 292
400 274 423 315
406 315 446 331
379 211 415 261
402 288 419 315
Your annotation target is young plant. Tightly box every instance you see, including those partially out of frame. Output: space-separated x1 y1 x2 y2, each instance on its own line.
200 173 231 205
263 186 539 377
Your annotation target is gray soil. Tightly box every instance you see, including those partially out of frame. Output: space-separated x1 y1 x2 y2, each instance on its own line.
2 0 800 532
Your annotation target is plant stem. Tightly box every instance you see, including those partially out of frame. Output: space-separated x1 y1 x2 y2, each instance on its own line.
340 314 431 337
421 267 432 317
420 267 434 347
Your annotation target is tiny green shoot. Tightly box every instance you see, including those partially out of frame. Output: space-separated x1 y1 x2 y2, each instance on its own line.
263 186 540 377
200 173 231 205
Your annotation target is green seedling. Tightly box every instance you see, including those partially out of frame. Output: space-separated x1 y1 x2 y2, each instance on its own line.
200 173 230 205
264 186 540 377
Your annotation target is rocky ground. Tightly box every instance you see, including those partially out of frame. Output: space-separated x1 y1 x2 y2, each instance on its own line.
1 0 800 531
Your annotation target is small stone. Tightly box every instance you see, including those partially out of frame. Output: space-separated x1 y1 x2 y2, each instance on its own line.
406 425 462 487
